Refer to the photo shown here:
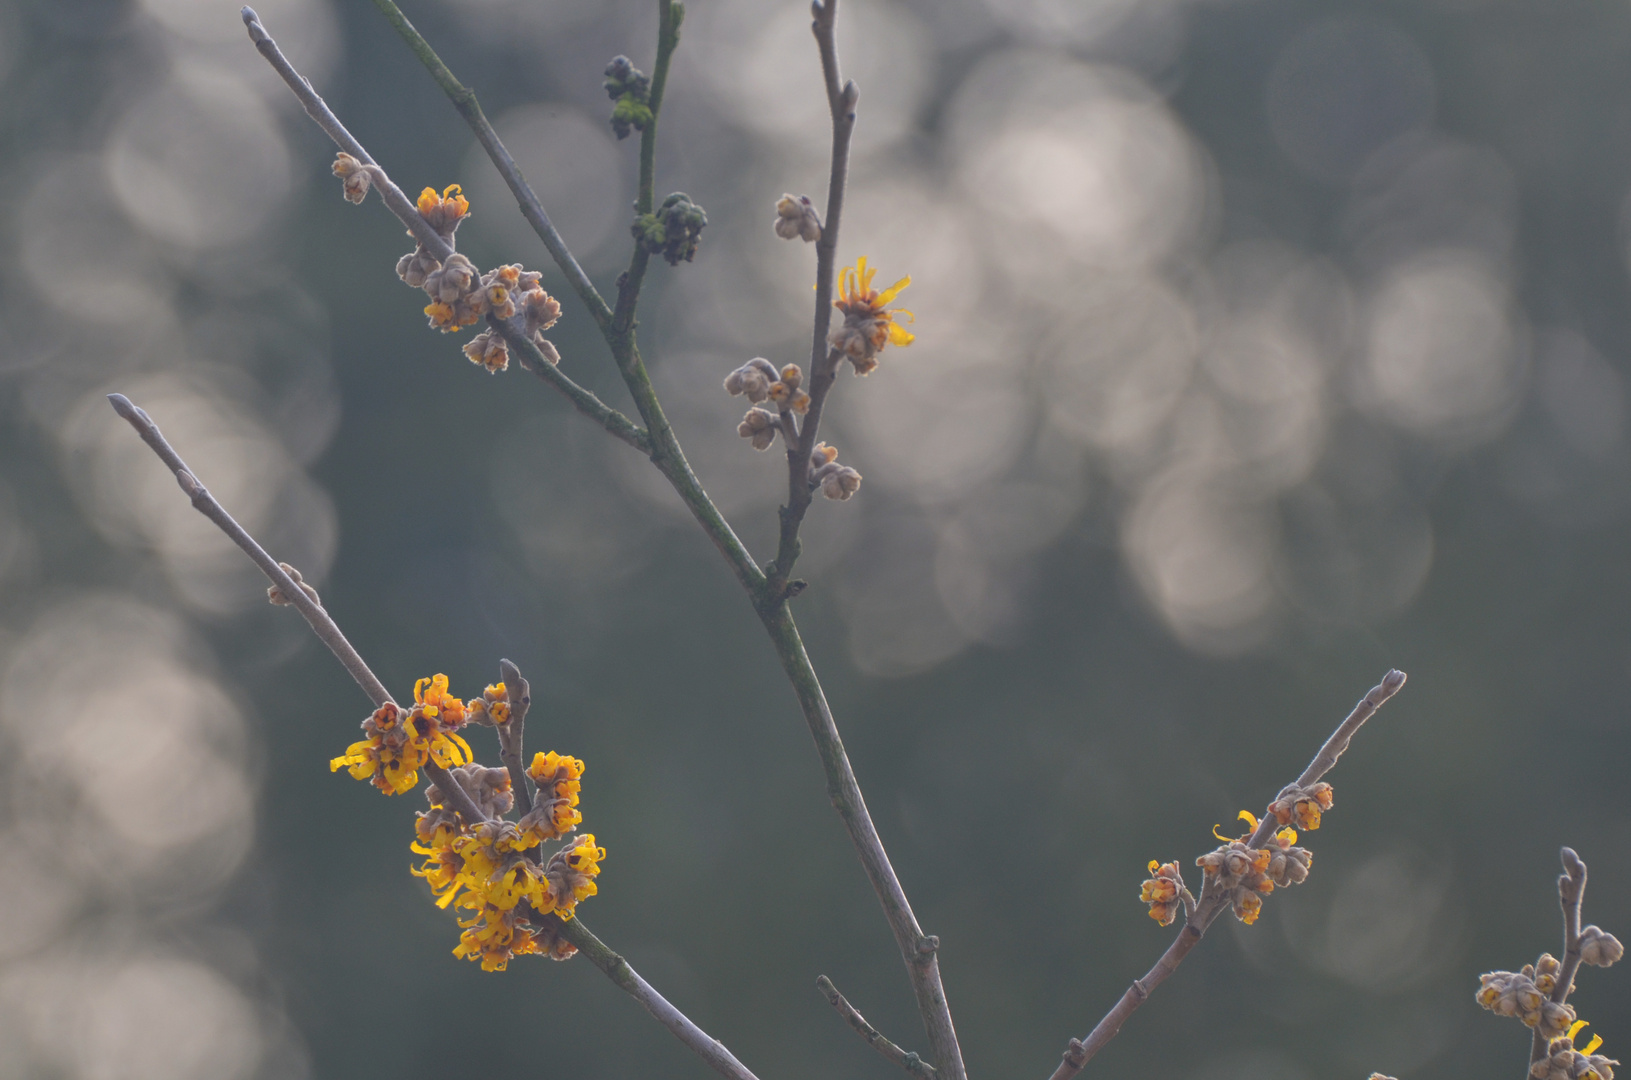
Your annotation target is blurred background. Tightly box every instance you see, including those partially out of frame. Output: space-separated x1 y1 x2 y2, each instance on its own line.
1 0 1629 1076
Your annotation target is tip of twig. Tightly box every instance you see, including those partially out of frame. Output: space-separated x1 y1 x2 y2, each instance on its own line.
107 392 136 419
1562 847 1585 877
241 5 258 25
1383 669 1406 691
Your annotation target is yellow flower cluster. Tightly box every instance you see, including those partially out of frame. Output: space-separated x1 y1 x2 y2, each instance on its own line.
1168 812 1314 926
518 751 586 841
328 675 475 795
829 256 914 375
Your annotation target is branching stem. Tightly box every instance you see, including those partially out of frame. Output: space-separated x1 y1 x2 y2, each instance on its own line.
1047 670 1408 1080
1530 848 1590 1069
817 975 939 1078
110 392 759 1080
368 0 613 328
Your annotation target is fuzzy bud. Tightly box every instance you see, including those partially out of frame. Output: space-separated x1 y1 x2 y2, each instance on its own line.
462 330 510 374
604 55 652 139
724 358 780 403
738 407 781 451
1264 827 1312 887
331 152 372 204
397 248 441 289
267 562 322 607
1140 860 1186 927
1580 926 1624 967
812 460 862 501
774 193 822 242
632 192 708 265
1268 782 1334 831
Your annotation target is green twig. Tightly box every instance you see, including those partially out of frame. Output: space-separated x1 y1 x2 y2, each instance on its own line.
369 0 614 330
817 975 939 1078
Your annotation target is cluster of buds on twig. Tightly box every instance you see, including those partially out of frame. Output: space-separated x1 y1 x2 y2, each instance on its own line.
724 359 862 500
1533 1024 1619 1080
1477 957 1574 1033
1160 808 1316 927
633 191 708 265
332 673 607 972
603 54 653 139
774 193 822 242
329 155 563 373
1267 781 1335 831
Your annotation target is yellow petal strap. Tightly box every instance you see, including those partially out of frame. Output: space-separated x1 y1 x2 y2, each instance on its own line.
1238 810 1260 830
1148 860 1160 874
1212 823 1231 841
1584 1034 1604 1055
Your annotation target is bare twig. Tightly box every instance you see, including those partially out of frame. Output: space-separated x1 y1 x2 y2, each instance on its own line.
817 975 938 1078
766 0 859 598
1047 670 1408 1080
496 658 534 817
367 0 613 329
763 608 966 1080
108 393 390 708
560 918 764 1080
1530 848 1590 1068
112 393 761 1080
242 7 648 453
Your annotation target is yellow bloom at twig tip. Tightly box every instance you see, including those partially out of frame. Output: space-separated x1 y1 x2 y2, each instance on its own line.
1140 860 1185 926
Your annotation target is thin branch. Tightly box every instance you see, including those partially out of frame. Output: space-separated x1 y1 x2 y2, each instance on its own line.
559 918 765 1080
817 975 938 1079
493 317 651 454
1047 670 1409 1080
366 0 613 329
243 7 647 451
763 607 967 1080
497 658 534 817
113 393 760 1080
767 0 858 598
1531 848 1589 1067
108 393 390 709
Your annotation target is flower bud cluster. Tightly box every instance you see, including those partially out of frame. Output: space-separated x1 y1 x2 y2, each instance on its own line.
1268 781 1334 831
830 256 914 375
810 442 861 501
464 681 512 727
1140 860 1188 926
1532 1027 1618 1080
774 194 822 242
1196 838 1276 925
322 160 563 372
603 55 652 140
727 358 812 450
1582 926 1625 968
633 192 708 265
1477 956 1575 1034
331 152 374 204
329 674 476 795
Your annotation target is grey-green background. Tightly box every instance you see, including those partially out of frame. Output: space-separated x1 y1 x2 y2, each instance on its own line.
0 0 1628 1077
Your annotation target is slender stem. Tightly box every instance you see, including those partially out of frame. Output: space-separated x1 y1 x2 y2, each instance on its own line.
1047 671 1409 1080
768 0 857 597
817 975 938 1078
497 658 534 817
108 393 391 708
638 0 681 218
368 0 613 329
559 918 765 1080
242 7 443 258
491 316 651 453
1531 848 1589 1068
762 605 966 1080
244 9 648 450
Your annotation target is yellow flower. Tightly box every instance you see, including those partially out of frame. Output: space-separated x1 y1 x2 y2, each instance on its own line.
829 256 915 374
416 183 469 236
